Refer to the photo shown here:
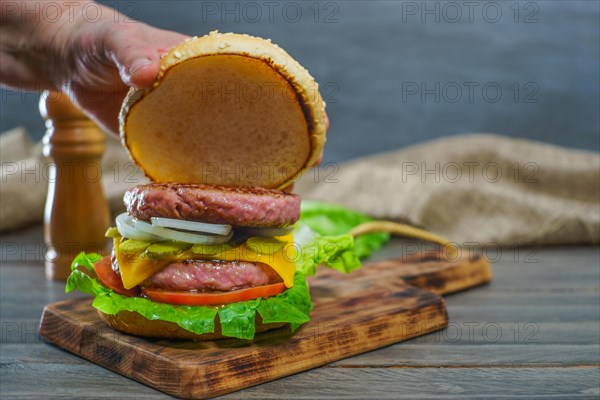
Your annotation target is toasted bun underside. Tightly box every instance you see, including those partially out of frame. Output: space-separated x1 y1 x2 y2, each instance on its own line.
98 310 287 340
121 32 327 189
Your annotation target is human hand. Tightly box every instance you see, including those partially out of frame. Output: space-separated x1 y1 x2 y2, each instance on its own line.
68 20 189 134
1 1 189 134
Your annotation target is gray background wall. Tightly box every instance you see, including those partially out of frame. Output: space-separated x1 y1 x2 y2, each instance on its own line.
1 0 598 162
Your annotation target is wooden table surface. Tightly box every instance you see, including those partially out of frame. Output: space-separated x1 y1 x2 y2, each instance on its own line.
1 226 599 399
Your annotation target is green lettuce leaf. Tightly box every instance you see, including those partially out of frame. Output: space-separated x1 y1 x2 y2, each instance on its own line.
293 230 361 276
91 292 219 334
71 252 102 272
293 201 390 275
256 273 312 331
218 300 259 340
299 200 390 258
66 253 312 340
65 252 106 294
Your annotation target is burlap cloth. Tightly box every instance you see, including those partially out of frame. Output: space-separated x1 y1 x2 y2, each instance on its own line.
0 127 148 232
2 128 598 246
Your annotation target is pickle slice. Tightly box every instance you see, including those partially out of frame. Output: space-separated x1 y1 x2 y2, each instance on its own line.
146 241 192 258
119 239 152 255
190 242 237 256
105 227 121 238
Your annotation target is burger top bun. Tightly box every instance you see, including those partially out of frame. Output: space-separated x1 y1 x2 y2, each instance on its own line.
119 31 327 189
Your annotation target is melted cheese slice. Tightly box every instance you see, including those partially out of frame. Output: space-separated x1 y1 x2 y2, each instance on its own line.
115 235 296 290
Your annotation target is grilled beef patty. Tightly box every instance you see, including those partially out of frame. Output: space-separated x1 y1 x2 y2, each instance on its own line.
141 260 281 291
125 183 300 228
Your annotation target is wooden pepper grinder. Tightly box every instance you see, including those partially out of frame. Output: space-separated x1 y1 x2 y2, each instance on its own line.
40 91 111 280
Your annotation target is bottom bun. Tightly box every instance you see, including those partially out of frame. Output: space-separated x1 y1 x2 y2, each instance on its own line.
97 310 287 340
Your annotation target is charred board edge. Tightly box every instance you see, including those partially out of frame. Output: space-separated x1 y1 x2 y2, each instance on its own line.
398 253 493 295
309 251 493 298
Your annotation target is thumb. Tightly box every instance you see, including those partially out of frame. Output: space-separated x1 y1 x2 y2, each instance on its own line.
105 25 189 89
110 43 161 89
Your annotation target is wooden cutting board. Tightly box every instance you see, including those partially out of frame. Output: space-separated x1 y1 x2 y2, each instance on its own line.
39 250 492 399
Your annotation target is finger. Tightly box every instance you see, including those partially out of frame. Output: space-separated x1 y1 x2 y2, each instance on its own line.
127 29 189 87
107 34 160 89
106 26 188 89
126 57 160 89
312 151 323 168
68 82 128 135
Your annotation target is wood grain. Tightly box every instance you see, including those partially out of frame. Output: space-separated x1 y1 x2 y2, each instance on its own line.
5 342 600 367
1 243 599 399
216 367 600 399
3 363 598 399
38 250 490 399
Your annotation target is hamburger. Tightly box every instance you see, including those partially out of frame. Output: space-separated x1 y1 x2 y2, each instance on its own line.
97 183 308 340
66 32 334 340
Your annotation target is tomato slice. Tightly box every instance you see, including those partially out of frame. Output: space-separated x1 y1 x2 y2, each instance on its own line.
94 256 139 297
141 282 286 306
